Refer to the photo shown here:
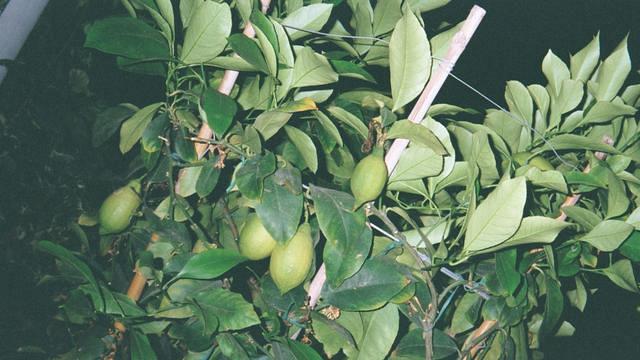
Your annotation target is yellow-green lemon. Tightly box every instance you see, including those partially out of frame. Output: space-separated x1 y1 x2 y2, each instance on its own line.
350 146 387 209
239 214 277 260
513 151 554 171
269 223 314 294
98 180 141 234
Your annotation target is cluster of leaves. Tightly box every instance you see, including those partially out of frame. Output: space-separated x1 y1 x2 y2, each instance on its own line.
37 0 640 359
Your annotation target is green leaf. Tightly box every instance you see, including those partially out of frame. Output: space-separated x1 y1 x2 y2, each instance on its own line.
250 10 279 53
281 4 333 41
539 275 564 340
463 177 527 253
93 104 138 147
343 304 399 360
284 126 318 173
483 216 571 253
255 169 304 242
562 206 601 230
388 146 443 183
331 60 376 83
196 162 221 197
286 339 323 360
309 185 370 287
216 333 250 359
326 106 369 139
542 50 570 97
173 127 197 163
450 293 482 335
406 0 451 12
85 17 169 60
199 88 238 137
496 249 521 295
372 0 402 36
37 241 105 310
311 312 357 357
391 328 458 360
142 112 169 152
386 120 448 155
517 167 568 193
291 47 339 88
130 330 158 360
389 11 430 111
314 111 343 147
175 249 246 280
322 257 411 311
595 36 631 101
620 231 640 262
570 33 600 82
352 0 374 54
206 56 256 71
175 165 201 197
227 34 270 75
540 134 619 153
235 152 276 199
607 171 630 218
180 1 231 63
253 111 292 140
193 288 260 331
579 220 633 252
505 80 534 125
120 103 162 153
603 259 640 293
580 100 636 126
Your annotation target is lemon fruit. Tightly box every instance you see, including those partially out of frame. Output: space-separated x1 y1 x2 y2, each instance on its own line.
350 146 387 209
269 223 314 294
238 214 277 260
98 180 142 234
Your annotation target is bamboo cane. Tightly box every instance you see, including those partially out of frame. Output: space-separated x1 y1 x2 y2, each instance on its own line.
302 4 487 326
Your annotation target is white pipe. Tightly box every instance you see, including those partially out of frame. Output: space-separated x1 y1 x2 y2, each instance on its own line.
0 0 50 85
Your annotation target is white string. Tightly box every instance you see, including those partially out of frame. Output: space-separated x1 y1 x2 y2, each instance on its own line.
281 24 390 44
368 222 491 299
431 56 579 171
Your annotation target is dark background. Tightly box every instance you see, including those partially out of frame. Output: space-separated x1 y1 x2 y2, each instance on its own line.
0 0 639 358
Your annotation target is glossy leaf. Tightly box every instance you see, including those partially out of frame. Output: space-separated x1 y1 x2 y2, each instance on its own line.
200 88 238 137
291 47 339 88
227 34 270 75
541 50 570 97
322 257 411 311
570 33 600 82
386 120 448 155
310 185 370 287
326 106 369 139
594 36 631 101
389 11 430 111
181 1 231 63
540 134 619 153
284 126 318 173
372 0 402 36
539 275 563 340
120 103 162 153
388 146 443 183
193 288 260 331
196 162 221 197
281 4 333 41
391 328 458 360
343 304 399 360
255 169 304 243
175 249 246 280
235 152 276 199
130 330 158 360
603 259 639 293
85 17 169 60
253 111 292 140
579 220 633 251
463 177 527 253
93 104 138 147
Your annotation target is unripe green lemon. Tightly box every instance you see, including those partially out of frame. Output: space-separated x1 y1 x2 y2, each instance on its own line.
513 151 554 171
350 146 387 209
98 181 142 234
269 223 314 294
239 214 277 260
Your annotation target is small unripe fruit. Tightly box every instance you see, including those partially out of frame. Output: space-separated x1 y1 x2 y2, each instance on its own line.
350 146 387 209
239 214 277 260
513 151 554 171
98 180 142 234
269 223 314 294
